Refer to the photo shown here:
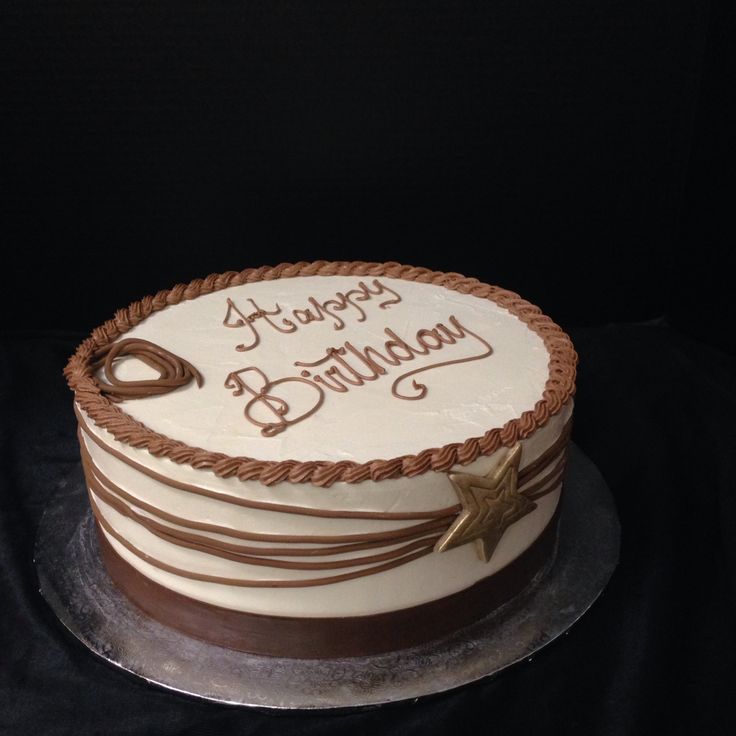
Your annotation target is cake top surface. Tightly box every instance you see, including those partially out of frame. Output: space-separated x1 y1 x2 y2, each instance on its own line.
65 262 576 485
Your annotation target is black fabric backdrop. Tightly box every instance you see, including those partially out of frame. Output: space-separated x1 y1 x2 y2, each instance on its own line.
2 0 732 347
2 1 735 733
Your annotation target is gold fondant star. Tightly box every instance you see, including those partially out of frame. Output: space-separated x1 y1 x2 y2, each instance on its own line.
435 444 537 562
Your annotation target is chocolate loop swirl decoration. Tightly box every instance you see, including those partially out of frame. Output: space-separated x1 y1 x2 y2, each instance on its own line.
91 338 203 402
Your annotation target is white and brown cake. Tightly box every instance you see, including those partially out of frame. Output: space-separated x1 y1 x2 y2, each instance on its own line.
64 261 577 658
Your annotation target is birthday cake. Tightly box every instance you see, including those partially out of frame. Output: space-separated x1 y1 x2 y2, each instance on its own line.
64 261 577 658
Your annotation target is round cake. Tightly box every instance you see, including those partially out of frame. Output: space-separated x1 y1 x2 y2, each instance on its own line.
64 261 577 658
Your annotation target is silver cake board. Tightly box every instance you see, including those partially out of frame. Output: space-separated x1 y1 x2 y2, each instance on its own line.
35 443 619 711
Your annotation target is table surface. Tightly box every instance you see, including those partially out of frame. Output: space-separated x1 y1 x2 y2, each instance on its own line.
1 322 735 735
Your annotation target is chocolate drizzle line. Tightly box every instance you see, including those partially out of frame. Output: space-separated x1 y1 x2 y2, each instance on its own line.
80 413 571 586
94 506 437 588
90 338 202 402
90 489 441 573
64 261 577 487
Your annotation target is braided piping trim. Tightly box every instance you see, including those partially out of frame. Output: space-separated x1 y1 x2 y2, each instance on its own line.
64 261 577 487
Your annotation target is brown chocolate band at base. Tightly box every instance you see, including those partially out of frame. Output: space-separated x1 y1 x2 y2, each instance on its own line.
95 495 562 659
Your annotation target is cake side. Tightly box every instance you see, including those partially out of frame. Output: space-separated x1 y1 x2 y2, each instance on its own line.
76 399 572 618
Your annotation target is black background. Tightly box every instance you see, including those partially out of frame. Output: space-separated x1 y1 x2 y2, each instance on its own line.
2 1 735 734
2 0 732 345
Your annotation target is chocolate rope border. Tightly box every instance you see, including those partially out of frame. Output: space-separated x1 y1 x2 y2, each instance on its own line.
64 261 577 487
